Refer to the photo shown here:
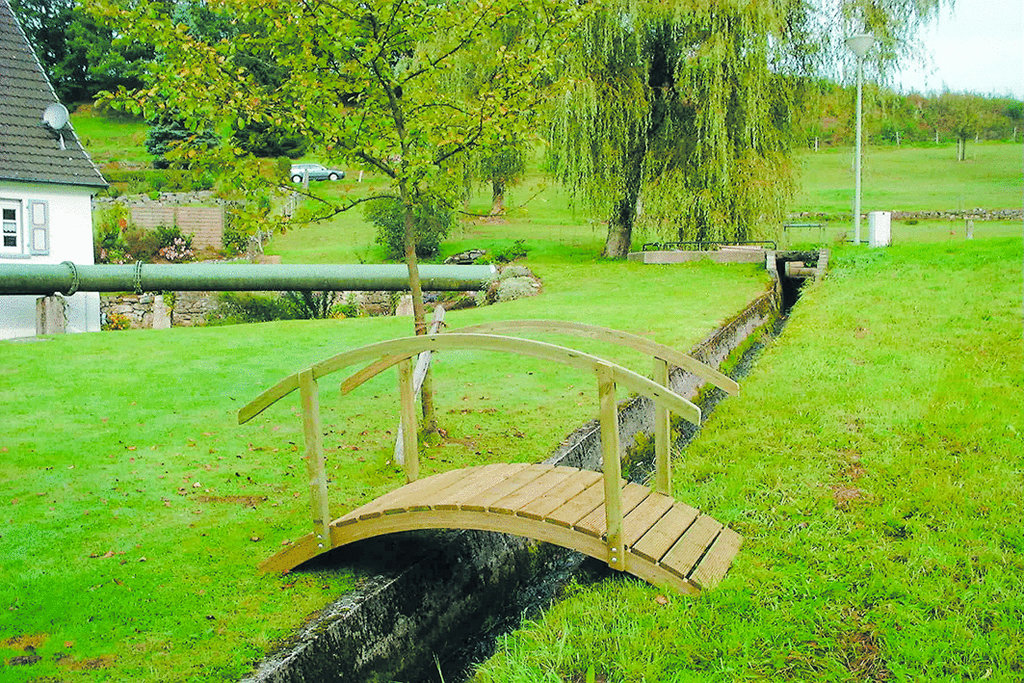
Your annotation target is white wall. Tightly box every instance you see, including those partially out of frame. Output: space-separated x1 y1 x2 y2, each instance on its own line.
0 181 101 339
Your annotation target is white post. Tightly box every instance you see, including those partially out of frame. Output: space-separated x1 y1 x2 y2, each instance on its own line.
853 57 864 245
845 34 874 246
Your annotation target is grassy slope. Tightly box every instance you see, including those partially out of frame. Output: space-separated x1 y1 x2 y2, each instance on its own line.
473 237 1024 682
0 261 769 681
70 106 152 167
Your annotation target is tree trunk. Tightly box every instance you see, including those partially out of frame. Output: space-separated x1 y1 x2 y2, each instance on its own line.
398 180 439 438
958 136 966 161
490 180 505 215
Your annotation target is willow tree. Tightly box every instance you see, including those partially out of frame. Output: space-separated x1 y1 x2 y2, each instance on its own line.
93 0 580 435
549 0 946 257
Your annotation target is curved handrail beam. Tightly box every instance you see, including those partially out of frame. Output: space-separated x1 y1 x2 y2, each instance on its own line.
456 320 738 396
239 333 701 425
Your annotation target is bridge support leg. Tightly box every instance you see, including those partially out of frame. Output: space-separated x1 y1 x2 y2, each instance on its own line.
597 364 625 572
653 358 671 496
298 369 332 551
397 358 419 482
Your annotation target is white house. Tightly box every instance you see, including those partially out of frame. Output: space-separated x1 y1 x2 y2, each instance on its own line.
0 0 107 339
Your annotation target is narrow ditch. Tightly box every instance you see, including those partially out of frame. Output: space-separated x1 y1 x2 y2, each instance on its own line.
243 253 818 683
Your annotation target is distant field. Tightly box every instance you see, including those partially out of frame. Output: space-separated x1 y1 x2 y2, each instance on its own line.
794 142 1022 214
67 106 1020 255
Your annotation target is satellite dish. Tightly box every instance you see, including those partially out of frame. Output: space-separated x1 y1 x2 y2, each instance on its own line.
42 103 70 130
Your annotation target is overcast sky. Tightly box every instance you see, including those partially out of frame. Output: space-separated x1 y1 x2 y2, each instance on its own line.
894 0 1023 99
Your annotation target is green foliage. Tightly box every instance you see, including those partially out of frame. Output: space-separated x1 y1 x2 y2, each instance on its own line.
365 197 456 260
9 0 150 102
221 215 251 256
232 120 308 159
145 113 219 170
92 0 584 335
547 0 945 256
492 240 529 264
282 291 337 320
211 291 342 325
102 169 215 194
209 292 300 325
471 139 528 214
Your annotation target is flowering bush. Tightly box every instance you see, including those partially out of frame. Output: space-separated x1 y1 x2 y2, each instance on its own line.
103 313 132 331
158 237 195 263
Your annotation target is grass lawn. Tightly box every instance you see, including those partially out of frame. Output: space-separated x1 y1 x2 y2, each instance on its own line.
793 141 1022 214
0 261 769 681
266 169 605 265
472 235 1024 681
69 105 152 168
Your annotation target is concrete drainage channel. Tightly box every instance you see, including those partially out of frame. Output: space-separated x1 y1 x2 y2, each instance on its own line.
242 250 825 683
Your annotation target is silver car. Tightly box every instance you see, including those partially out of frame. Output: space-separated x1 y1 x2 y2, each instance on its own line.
290 163 345 182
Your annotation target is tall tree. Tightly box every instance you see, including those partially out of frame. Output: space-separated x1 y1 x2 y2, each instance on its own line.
92 0 580 435
11 0 149 102
547 0 946 257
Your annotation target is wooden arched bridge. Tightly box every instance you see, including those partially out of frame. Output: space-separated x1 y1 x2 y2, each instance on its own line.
239 323 743 594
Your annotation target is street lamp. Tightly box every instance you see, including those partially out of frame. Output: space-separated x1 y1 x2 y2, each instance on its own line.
845 33 874 245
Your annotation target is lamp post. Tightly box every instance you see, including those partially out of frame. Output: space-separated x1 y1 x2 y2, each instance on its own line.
845 33 874 245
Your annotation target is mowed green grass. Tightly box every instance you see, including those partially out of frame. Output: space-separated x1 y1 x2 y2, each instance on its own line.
70 106 152 167
794 141 1022 214
267 169 605 265
473 236 1024 682
0 261 770 681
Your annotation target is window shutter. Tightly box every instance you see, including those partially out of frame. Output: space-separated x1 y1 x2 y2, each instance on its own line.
28 200 49 255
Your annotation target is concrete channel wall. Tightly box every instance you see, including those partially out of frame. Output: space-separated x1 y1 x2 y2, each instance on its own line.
242 284 783 683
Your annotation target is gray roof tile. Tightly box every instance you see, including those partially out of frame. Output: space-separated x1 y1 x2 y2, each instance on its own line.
0 0 107 188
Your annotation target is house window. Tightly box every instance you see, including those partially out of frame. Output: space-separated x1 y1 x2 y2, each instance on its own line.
1 201 20 254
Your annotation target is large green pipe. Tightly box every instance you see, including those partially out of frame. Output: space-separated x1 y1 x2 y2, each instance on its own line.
0 263 496 295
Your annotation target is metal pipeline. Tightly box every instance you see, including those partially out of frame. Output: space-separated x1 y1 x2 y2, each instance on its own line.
0 263 496 296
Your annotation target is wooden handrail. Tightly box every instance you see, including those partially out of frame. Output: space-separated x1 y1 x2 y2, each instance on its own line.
240 334 700 425
455 319 739 396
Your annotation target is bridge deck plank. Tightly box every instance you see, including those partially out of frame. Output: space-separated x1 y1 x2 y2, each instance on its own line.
660 515 723 580
343 469 466 522
461 465 554 511
631 503 699 564
433 464 527 509
574 483 651 538
517 470 602 520
622 494 675 547
545 478 608 528
688 527 743 590
489 468 579 515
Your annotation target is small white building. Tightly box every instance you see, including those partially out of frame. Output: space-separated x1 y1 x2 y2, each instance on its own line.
0 0 107 339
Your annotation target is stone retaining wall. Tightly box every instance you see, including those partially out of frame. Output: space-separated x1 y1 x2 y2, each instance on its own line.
789 208 1022 221
100 291 219 329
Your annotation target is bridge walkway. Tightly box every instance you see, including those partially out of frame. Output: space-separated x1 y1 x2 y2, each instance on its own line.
264 463 741 594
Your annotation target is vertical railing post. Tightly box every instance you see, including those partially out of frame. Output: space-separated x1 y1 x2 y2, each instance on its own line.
397 358 419 482
653 357 671 496
597 363 625 572
298 368 332 551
